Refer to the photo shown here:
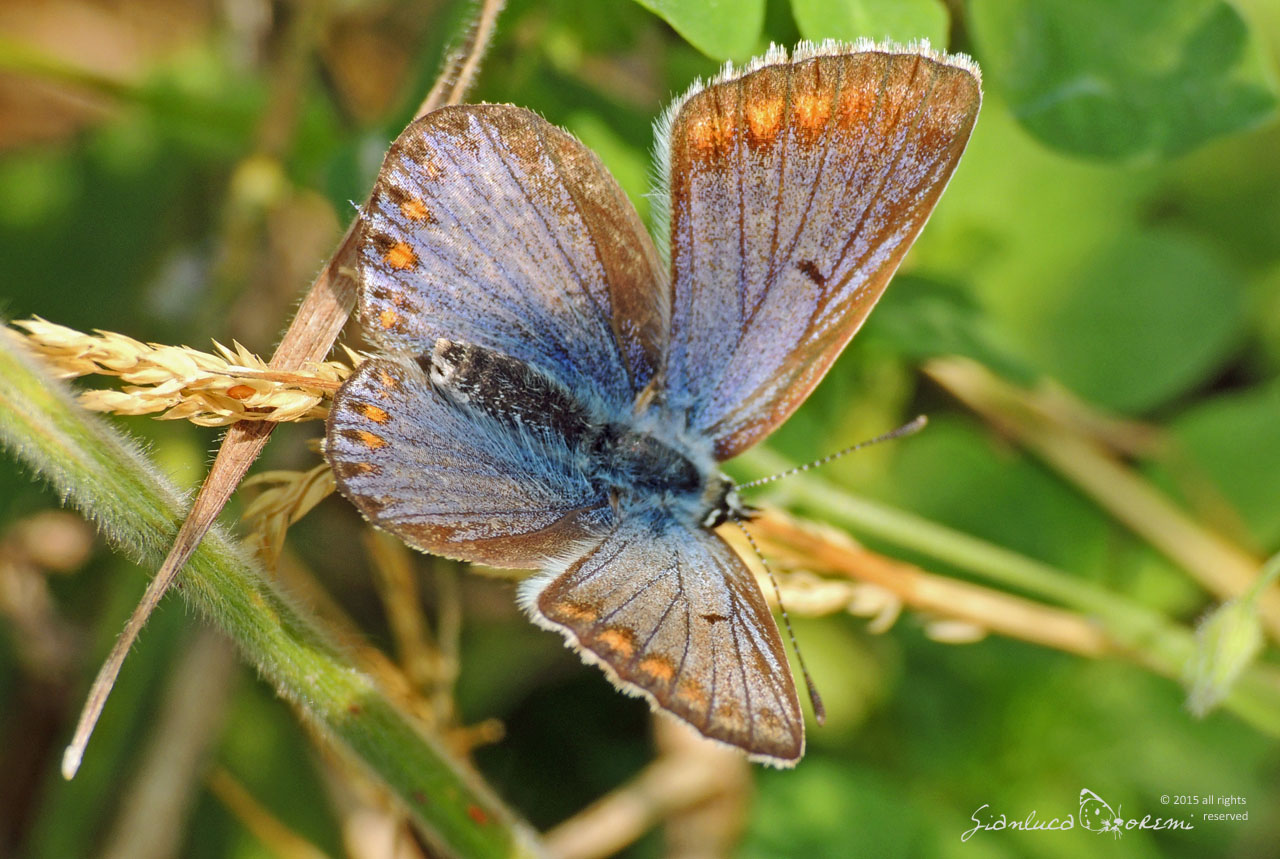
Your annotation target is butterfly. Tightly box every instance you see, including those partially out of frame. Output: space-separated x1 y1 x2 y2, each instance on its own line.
324 40 981 766
1079 788 1125 837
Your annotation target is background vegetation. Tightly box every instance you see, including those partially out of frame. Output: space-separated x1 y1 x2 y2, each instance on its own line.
1 0 1278 856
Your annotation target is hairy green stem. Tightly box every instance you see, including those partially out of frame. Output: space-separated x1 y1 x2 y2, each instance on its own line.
0 332 543 859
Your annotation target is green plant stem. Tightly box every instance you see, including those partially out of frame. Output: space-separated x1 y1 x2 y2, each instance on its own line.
738 446 1280 735
0 333 544 859
1248 552 1280 601
924 357 1280 639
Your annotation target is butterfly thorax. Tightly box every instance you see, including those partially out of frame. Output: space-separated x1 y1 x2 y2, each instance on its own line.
424 338 740 529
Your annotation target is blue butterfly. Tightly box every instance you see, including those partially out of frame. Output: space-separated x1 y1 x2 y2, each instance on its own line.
325 41 981 765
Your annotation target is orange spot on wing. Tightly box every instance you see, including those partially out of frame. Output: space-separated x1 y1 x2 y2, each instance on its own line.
354 430 387 450
595 627 636 659
716 701 747 732
757 707 783 729
399 196 433 222
383 241 417 270
553 600 599 623
226 384 254 400
638 654 676 682
378 308 400 329
792 91 832 139
675 677 708 709
377 369 399 390
685 108 733 158
746 96 783 145
358 403 390 424
834 83 875 129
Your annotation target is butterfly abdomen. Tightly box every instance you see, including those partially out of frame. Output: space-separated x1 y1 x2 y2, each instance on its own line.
423 338 597 443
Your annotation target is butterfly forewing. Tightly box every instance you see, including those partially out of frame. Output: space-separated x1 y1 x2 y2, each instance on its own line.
658 46 982 459
362 104 668 407
524 514 804 765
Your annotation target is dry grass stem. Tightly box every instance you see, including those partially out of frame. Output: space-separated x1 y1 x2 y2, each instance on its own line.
750 509 1111 659
241 464 337 566
273 550 434 712
207 766 334 859
653 717 750 859
14 318 351 426
363 535 474 740
362 535 499 753
365 531 442 696
314 751 432 859
922 618 990 644
416 0 507 118
925 356 1280 642
273 549 500 757
1031 376 1165 457
544 720 748 859
431 564 464 729
100 630 237 859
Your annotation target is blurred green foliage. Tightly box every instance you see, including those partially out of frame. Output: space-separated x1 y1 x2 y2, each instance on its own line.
1 0 1279 857
970 0 1278 159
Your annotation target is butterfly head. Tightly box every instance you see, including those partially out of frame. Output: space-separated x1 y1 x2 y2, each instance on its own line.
699 476 757 529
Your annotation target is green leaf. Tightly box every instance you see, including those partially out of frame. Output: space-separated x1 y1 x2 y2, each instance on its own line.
791 0 949 46
995 229 1247 413
744 762 935 857
873 416 1114 575
1167 381 1280 547
968 0 1279 159
860 275 1040 386
631 0 765 60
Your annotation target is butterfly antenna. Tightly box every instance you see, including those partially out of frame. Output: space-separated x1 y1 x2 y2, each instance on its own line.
738 414 928 490
734 519 826 725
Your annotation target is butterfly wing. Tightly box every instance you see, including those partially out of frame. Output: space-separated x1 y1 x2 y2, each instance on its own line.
362 104 668 409
325 356 613 568
521 512 803 765
656 44 982 459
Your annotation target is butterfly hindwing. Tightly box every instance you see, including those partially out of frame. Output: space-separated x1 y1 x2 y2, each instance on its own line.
361 104 669 409
326 356 613 568
522 510 804 765
656 45 982 459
